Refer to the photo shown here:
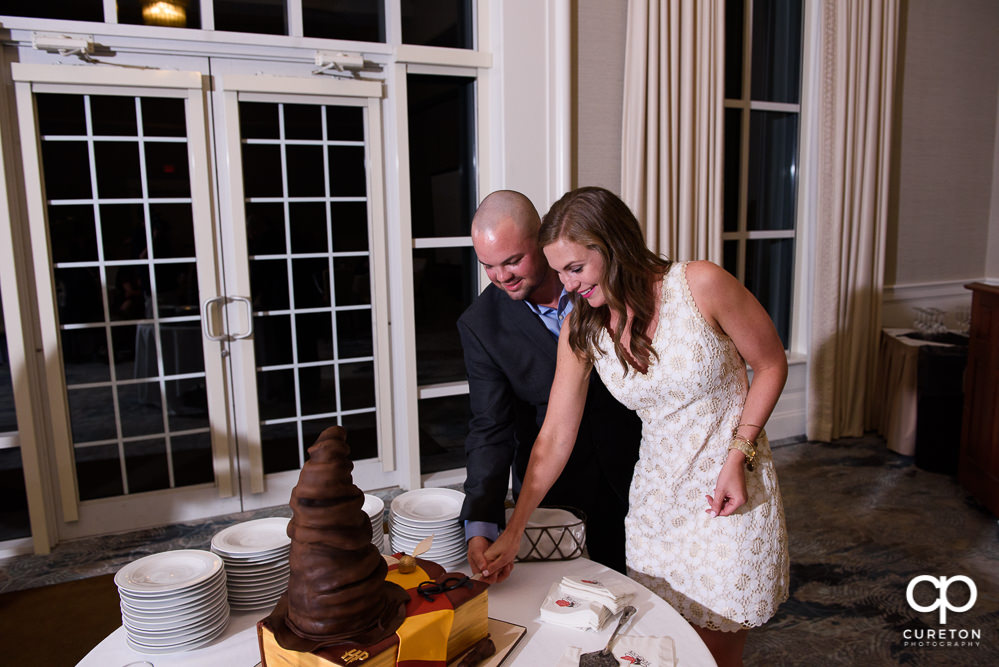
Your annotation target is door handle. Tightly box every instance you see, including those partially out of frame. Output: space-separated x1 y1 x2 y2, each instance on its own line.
201 296 227 341
229 296 254 340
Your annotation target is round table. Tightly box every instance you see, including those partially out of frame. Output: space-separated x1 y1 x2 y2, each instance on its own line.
79 558 717 666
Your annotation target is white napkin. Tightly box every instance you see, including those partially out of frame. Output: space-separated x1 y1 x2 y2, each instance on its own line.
557 635 677 666
539 582 612 631
560 575 635 615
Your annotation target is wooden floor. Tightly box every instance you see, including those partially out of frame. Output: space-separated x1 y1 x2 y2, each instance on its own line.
0 573 119 667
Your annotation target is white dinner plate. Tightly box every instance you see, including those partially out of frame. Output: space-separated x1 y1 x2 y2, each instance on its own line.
211 517 290 556
227 578 289 595
124 604 229 643
122 597 228 634
115 551 224 595
117 569 225 603
363 494 385 519
226 569 289 586
125 612 229 652
120 582 227 618
391 488 464 523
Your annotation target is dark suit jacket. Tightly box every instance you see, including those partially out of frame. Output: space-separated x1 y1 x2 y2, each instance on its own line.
457 284 642 533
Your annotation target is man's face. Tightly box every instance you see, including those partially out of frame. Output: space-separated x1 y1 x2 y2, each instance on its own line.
472 219 550 302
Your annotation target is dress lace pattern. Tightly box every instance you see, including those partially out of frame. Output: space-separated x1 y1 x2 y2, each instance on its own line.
592 262 789 632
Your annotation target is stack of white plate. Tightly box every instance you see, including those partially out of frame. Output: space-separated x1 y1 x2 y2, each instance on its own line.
211 517 291 612
388 488 466 569
363 493 386 550
115 550 230 654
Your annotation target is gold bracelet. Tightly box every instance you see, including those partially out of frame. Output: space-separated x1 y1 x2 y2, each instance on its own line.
728 436 757 471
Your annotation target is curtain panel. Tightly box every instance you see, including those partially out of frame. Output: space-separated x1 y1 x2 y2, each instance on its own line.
621 0 723 263
808 0 900 441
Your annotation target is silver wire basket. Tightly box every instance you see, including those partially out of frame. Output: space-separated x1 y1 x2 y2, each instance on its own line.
508 506 587 562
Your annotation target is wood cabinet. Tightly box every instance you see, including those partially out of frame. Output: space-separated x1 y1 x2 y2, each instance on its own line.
959 283 999 516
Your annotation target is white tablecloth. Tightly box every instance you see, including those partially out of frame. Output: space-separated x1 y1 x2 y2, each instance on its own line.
78 558 716 666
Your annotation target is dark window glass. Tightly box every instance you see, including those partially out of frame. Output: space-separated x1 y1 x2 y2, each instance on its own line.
724 0 745 99
251 260 290 311
747 111 797 231
145 141 191 198
299 363 335 416
407 74 476 238
48 205 97 263
240 102 281 140
750 0 802 103
68 386 116 443
100 205 146 262
258 369 296 420
41 142 91 200
333 256 370 306
254 314 293 366
95 141 142 198
0 1 104 21
296 312 334 363
214 0 286 35
261 422 300 473
118 383 167 437
289 202 328 253
75 444 124 500
328 145 367 197
150 204 196 259
125 439 170 493
91 96 137 136
283 103 322 140
413 247 476 384
247 203 287 256
339 411 377 460
293 258 332 309
287 145 326 197
242 144 284 198
723 240 739 278
117 0 202 29
337 309 373 359
0 448 31 541
326 106 365 142
166 378 209 427
142 98 187 137
745 238 794 347
304 0 385 43
155 263 199 314
330 202 369 252
339 361 375 411
62 328 110 384
171 432 214 486
111 325 140 379
419 394 471 474
723 108 742 232
401 0 473 49
36 94 86 135
56 268 105 325
0 292 17 433
108 265 150 323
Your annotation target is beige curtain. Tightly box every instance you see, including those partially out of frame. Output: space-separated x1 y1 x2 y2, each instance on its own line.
808 0 900 441
621 0 723 263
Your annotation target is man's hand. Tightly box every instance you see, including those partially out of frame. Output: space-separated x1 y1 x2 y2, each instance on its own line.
467 535 513 584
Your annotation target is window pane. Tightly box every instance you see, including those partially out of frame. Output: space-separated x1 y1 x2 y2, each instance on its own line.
723 108 742 232
419 394 471 474
401 0 474 49
407 74 477 238
0 448 31 541
118 0 202 29
304 0 385 42
413 247 476 384
723 240 739 278
725 0 745 99
745 238 793 348
214 0 286 35
750 0 802 103
747 111 797 231
0 1 103 21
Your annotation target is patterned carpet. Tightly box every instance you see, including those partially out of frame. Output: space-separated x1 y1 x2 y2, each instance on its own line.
746 436 999 666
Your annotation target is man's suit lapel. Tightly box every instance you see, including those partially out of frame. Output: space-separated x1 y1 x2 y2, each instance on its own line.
497 289 558 356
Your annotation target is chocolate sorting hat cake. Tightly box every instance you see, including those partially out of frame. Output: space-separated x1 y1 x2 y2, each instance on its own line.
264 426 408 650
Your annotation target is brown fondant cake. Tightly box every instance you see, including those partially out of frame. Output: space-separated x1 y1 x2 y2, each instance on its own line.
259 426 493 667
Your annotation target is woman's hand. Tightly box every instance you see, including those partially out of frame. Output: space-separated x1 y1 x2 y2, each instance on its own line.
467 536 514 584
480 527 524 578
706 450 748 517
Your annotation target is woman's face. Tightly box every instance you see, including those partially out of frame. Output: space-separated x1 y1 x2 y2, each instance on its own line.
543 238 607 307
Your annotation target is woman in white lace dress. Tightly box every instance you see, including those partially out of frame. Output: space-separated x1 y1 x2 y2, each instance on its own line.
483 187 789 667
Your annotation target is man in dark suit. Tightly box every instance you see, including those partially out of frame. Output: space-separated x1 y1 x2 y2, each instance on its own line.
458 190 642 583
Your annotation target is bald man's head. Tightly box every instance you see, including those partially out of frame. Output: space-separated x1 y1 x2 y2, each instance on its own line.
471 190 540 241
470 190 551 302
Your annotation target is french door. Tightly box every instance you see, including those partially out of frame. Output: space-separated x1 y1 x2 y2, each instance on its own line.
13 62 394 539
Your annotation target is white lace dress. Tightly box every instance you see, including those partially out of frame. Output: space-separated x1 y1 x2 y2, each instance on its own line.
592 262 789 632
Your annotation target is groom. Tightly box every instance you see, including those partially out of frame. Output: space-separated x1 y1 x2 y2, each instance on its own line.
457 190 642 582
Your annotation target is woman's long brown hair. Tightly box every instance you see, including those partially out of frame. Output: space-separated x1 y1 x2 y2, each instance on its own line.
540 187 671 372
